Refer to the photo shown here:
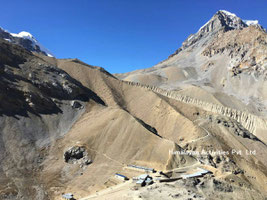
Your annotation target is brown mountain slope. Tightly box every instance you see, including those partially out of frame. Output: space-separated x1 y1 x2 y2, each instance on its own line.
48 58 267 199
0 32 267 200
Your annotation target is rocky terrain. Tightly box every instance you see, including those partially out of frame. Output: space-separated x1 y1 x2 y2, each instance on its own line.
117 10 267 118
0 38 105 199
0 10 266 200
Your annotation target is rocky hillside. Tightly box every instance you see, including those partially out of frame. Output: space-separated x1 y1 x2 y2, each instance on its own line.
117 10 267 118
0 39 197 199
0 38 106 199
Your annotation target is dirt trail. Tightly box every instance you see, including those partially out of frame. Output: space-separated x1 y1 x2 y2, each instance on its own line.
179 119 211 146
87 147 124 166
79 182 131 200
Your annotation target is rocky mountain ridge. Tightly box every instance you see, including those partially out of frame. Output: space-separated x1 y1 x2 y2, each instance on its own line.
170 10 264 58
117 10 267 119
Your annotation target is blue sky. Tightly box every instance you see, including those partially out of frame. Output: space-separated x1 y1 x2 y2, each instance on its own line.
1 0 266 73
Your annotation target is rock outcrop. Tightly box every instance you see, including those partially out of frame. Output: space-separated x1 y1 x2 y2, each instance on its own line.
64 146 92 166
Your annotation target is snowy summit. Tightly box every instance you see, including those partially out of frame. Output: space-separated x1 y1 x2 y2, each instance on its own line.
219 10 259 27
198 10 260 32
0 27 54 57
11 31 54 57
10 31 35 39
219 10 237 17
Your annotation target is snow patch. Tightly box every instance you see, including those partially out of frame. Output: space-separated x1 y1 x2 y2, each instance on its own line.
10 31 34 39
219 10 237 18
243 20 259 26
198 20 211 32
187 34 194 41
219 10 259 27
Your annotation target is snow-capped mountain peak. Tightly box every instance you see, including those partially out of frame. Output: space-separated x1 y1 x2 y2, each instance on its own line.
0 28 54 57
219 10 237 17
11 31 34 39
10 31 54 57
170 10 264 58
196 10 246 35
218 10 259 27
197 10 262 34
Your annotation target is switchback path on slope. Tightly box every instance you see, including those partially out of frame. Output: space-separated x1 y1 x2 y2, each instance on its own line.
178 118 211 146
